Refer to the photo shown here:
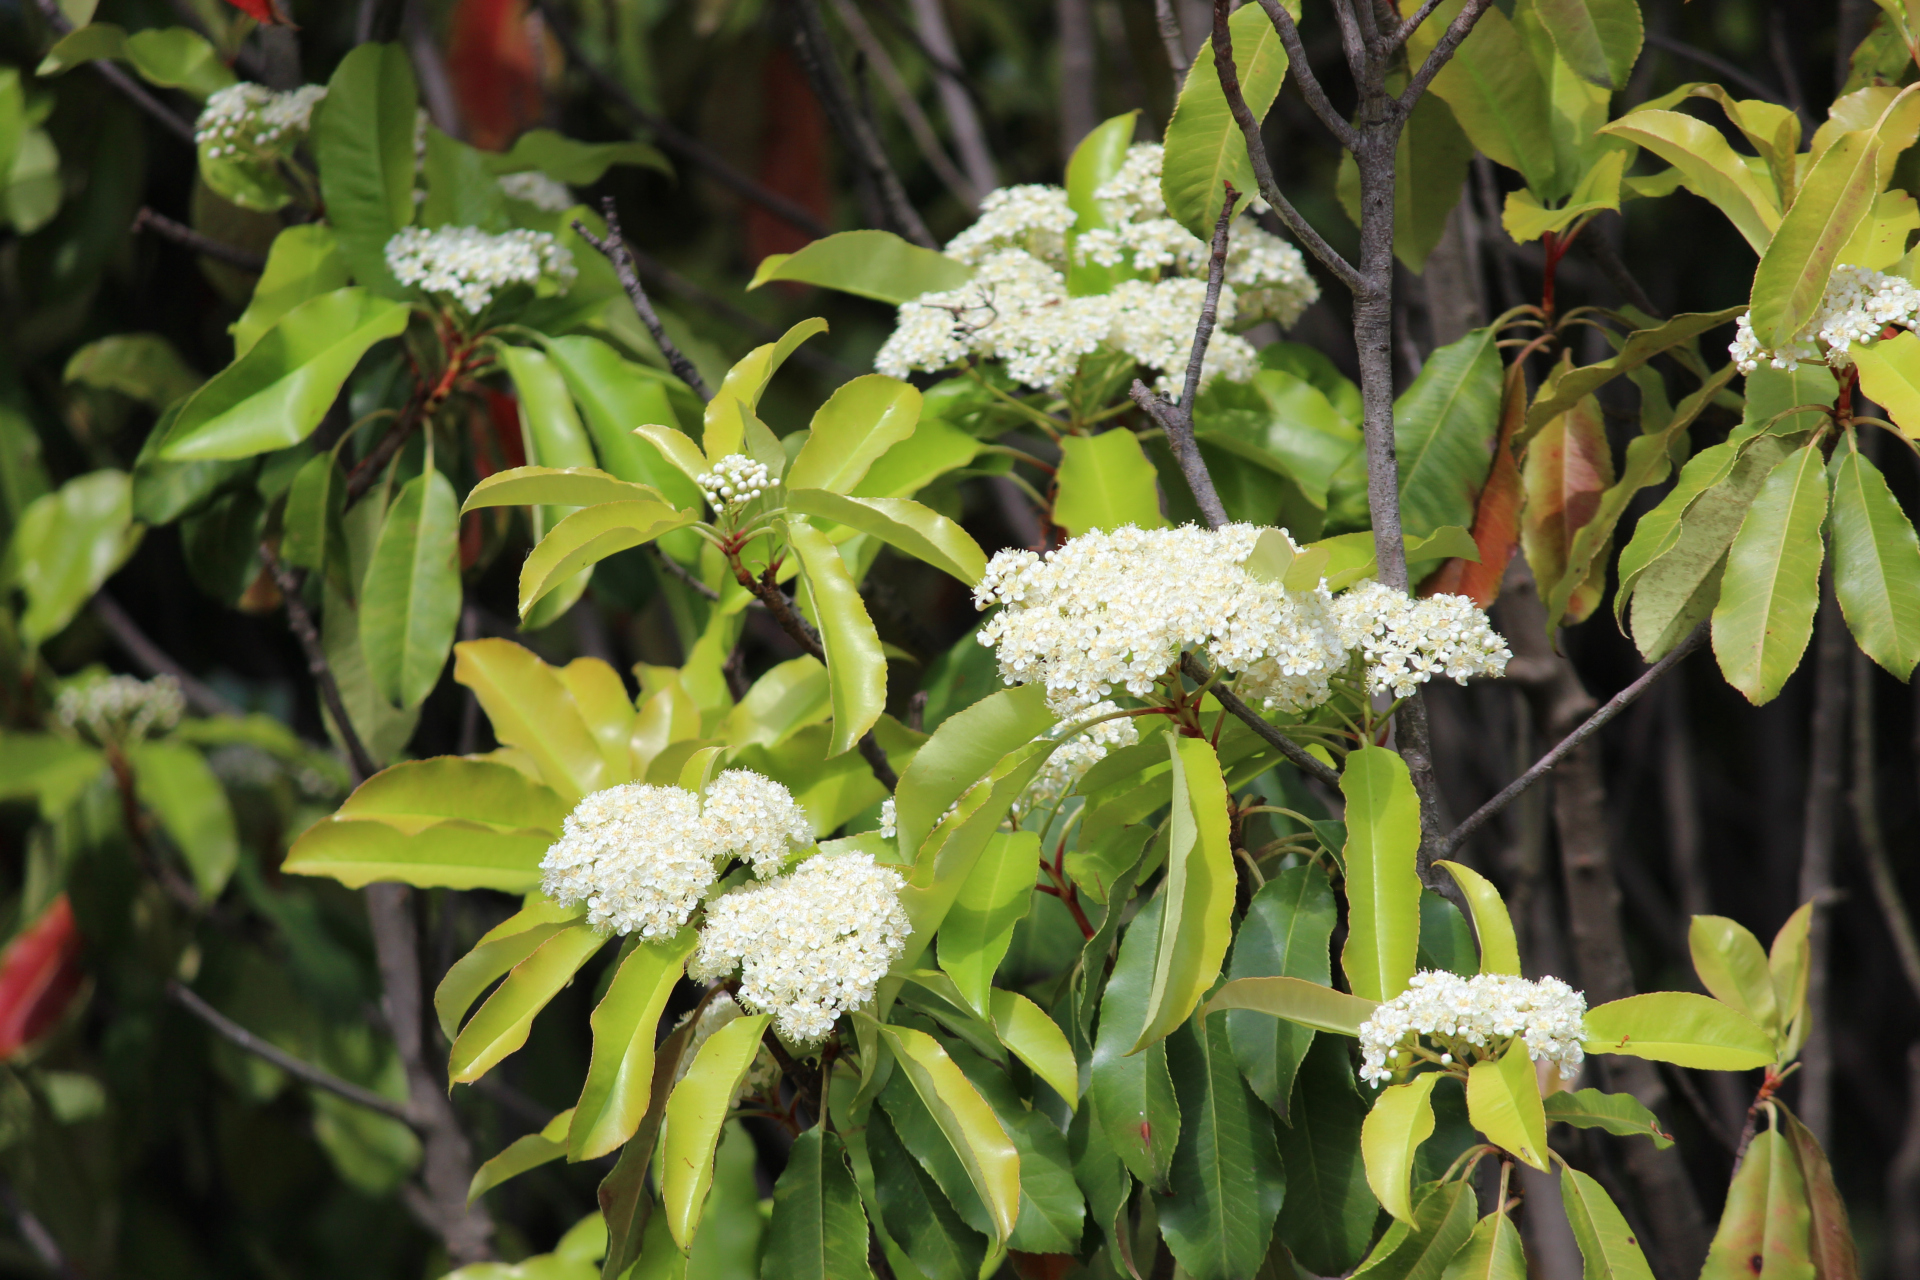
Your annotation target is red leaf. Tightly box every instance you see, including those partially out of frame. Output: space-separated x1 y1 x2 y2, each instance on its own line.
1420 363 1526 605
225 0 293 24
449 0 544 152
746 48 833 269
1520 386 1615 627
0 895 84 1059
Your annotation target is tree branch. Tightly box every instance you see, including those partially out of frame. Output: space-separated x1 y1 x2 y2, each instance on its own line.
1437 623 1708 859
92 595 247 719
1250 0 1361 149
826 0 980 209
1153 0 1191 84
1385 0 1448 53
133 207 267 271
168 980 416 1125
260 545 381 784
622 243 863 382
1180 652 1341 789
904 0 1000 195
1401 0 1495 109
1852 647 1920 1006
575 201 714 402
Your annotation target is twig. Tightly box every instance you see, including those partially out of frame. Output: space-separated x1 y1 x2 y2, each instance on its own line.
903 0 998 196
1644 32 1786 106
624 244 864 382
1854 647 1920 1005
1250 0 1360 148
826 0 980 208
0 1176 80 1280
260 544 381 784
133 207 267 272
92 595 247 719
1180 652 1341 789
32 0 198 145
1385 0 1447 53
1438 623 1708 858
653 547 722 601
1180 185 1238 413
1153 0 1191 83
575 201 714 402
168 980 416 1125
1400 0 1496 107
529 0 831 239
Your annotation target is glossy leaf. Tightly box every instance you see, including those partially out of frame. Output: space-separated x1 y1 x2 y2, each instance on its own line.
787 375 922 494
1419 3 1557 193
598 1016 700 1280
1465 1039 1549 1170
784 489 986 585
1362 1072 1440 1223
1341 746 1423 1003
786 519 888 756
283 817 550 891
461 466 665 513
1713 442 1829 705
1205 976 1377 1036
880 1025 1022 1243
1419 364 1525 606
1161 1 1295 240
864 1103 988 1280
987 990 1079 1107
313 43 419 294
128 741 239 898
1439 1210 1527 1280
939 830 1040 1015
1065 110 1143 293
1090 892 1182 1190
895 682 1054 857
341 758 569 834
1225 864 1336 1115
1052 429 1170 537
435 900 583 1039
1600 110 1780 252
1828 439 1920 678
1159 1016 1286 1280
1395 326 1503 540
1690 915 1780 1038
1433 862 1519 976
661 1013 771 1248
1132 734 1236 1053
519 500 696 617
1535 0 1643 89
453 638 610 802
124 26 234 98
6 470 141 646
1749 130 1881 350
1526 308 1746 430
448 924 608 1082
158 289 411 460
1276 1036 1380 1274
1770 902 1815 1049
749 231 973 303
1523 390 1615 627
281 452 348 582
468 1107 573 1203
1583 992 1776 1069
763 1126 875 1280
361 468 462 708
1850 328 1920 438
571 930 699 1159
538 336 702 505
1542 1089 1674 1148
716 318 829 413
1561 1168 1657 1280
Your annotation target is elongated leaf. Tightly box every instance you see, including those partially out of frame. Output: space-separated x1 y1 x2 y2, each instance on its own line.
1225 865 1336 1116
1850 328 1920 438
786 519 888 755
1433 862 1519 976
1362 1073 1441 1223
893 684 1054 858
941 1040 1086 1254
1419 2 1557 193
435 900 583 1038
453 638 609 802
1341 747 1423 1003
597 1018 700 1280
764 1126 875 1280
1395 327 1503 540
1465 1039 1549 1170
281 452 348 582
1440 1210 1527 1280
1131 735 1236 1051
784 489 986 585
1527 308 1745 430
1159 1016 1286 1280
1543 1089 1674 1147
1690 915 1780 1038
1584 992 1776 1069
1523 391 1615 627
1206 977 1377 1035
1712 442 1829 704
469 1107 574 1203
571 931 698 1159
1770 902 1815 1049
1090 893 1182 1189
519 500 695 616
1702 1125 1810 1280
1777 1106 1861 1280
284 817 549 891
1065 110 1144 294
313 43 418 294
345 756 569 836
1535 0 1643 88
536 336 701 503
1053 429 1170 536
716 318 829 414
1419 364 1525 606
1354 1180 1476 1280
880 1025 1022 1243
750 231 972 303
361 468 462 708
1161 2 1294 240
788 375 922 494
1829 440 1920 678
158 290 409 460
1750 130 1881 349
987 990 1078 1107
1599 111 1780 252
1561 1168 1657 1280
1276 1036 1379 1273
939 830 1040 1015
448 924 608 1082
128 741 238 898
864 1104 988 1280
462 466 664 513
661 1013 771 1248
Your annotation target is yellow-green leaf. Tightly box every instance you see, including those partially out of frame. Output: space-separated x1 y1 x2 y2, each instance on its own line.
283 817 549 892
880 1025 1022 1243
1053 429 1170 537
1829 437 1920 678
1465 1039 1549 1170
1340 746 1423 1003
1361 1072 1440 1223
939 830 1040 1015
449 924 608 1083
787 375 922 494
1132 733 1236 1052
1847 329 1920 438
461 466 665 513
1203 976 1378 1035
452 638 609 803
661 1013 772 1249
989 990 1079 1108
1583 992 1776 1070
468 1107 574 1204
1435 861 1520 976
570 930 699 1159
749 231 972 303
1439 1209 1527 1280
1561 1167 1658 1280
1599 110 1781 252
1701 1125 1811 1280
784 489 987 585
435 897 583 1038
1689 915 1779 1038
786 519 888 755
1160 1 1295 240
519 500 696 617
1749 130 1882 349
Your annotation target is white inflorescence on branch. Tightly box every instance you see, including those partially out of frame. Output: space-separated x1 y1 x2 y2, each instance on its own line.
691 852 912 1043
878 796 897 839
874 144 1317 396
1332 580 1512 698
696 453 772 514
384 226 577 314
56 674 185 745
1024 702 1140 813
1729 264 1920 373
195 83 326 159
1357 970 1588 1086
539 771 813 939
497 170 575 212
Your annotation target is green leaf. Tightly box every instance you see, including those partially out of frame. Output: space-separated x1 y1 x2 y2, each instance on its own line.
571 931 699 1159
718 318 830 413
0 734 104 815
1583 992 1776 1070
128 740 238 898
501 343 598 469
1276 1036 1380 1274
1599 110 1780 252
232 225 352 357
1225 864 1336 1116
938 830 1040 1015
1433 862 1519 976
1196 366 1361 508
784 490 986 585
63 332 200 409
1207 976 1377 1036
158 289 410 461
764 1126 875 1280
1850 329 1920 438
284 817 550 891
1340 746 1423 1004
1362 1073 1441 1223
1543 1089 1674 1148
1701 1125 1811 1280
863 1104 988 1280
462 466 665 512
787 519 888 756
1749 131 1882 350
788 375 922 494
1053 429 1171 537
1534 0 1643 88
1159 1015 1286 1280
1828 438 1920 678
341 758 570 834
1133 734 1236 1052
1500 151 1627 243
1090 892 1182 1190
536 336 701 500
1418 2 1557 193
1465 1039 1549 1170
942 1040 1086 1254
1526 308 1745 430
880 1025 1022 1243
4 470 141 647
1352 1180 1477 1280
448 924 609 1082
435 899 583 1038
987 990 1079 1108
469 1107 573 1204
519 500 696 617
35 24 127 78
313 43 419 295
1065 110 1143 294
1394 327 1503 540
453 638 611 802
749 231 973 304
281 452 348 583
1711 442 1829 704
1689 914 1780 1038
360 468 462 708
487 129 669 183
123 26 234 98
1769 903 1815 1055
661 1012 771 1247
1161 2 1296 239
1561 1167 1658 1280
1334 91 1475 271
852 418 980 499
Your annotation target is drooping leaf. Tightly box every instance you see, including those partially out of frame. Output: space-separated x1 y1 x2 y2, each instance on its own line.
1089 893 1182 1190
939 830 1040 1015
469 1107 574 1203
1225 864 1336 1116
749 231 973 304
1777 1105 1861 1280
1132 734 1237 1052
1205 976 1377 1035
879 1025 1022 1243
1525 308 1746 430
1433 862 1519 976
1600 110 1781 252
1053 429 1170 536
891 683 1054 858
786 519 888 756
1534 0 1643 87
312 43 419 294
1712 442 1830 704
486 129 670 183
985 989 1078 1108
360 468 462 708
1828 438 1920 678
1701 1124 1812 1280
660 1013 772 1248
1748 130 1883 351
1583 992 1776 1070
435 899 583 1038
1464 1039 1549 1170
518 500 696 617
571 931 699 1160
1362 1072 1441 1223
1419 364 1525 606
1340 746 1423 1003
447 924 609 1083
1352 1179 1476 1280
1161 1 1297 240
784 489 987 585
1439 1209 1528 1280
1417 2 1557 194
1395 327 1503 541
1850 328 1920 438
63 332 200 408
281 452 349 583
1523 391 1615 627
762 1126 875 1280
864 1103 988 1280
1543 1089 1674 1148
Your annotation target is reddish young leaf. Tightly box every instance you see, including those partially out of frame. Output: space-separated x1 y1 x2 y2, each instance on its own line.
225 0 293 23
747 48 833 269
0 895 84 1059
449 0 544 151
1521 389 1616 626
1420 362 1526 605
1779 1105 1862 1280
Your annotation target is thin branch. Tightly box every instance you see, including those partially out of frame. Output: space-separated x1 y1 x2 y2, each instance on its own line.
1181 652 1341 789
1250 0 1361 149
1385 0 1448 53
168 980 417 1126
1851 647 1920 1006
654 547 722 601
623 244 864 382
260 544 380 784
826 0 980 209
1401 0 1496 110
1437 623 1708 858
133 207 267 272
903 0 999 195
1181 185 1238 413
92 595 247 719
1326 0 1372 86
575 201 714 402
529 0 830 239
1645 31 1786 106
0 1176 80 1280
1153 0 1191 84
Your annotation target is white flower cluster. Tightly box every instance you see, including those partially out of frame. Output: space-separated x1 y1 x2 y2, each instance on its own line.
696 453 771 514
692 852 912 1043
1357 970 1588 1086
1730 264 1920 373
975 523 1345 719
878 796 897 839
1331 581 1511 699
195 83 326 159
384 225 576 314
538 771 812 939
1022 702 1140 813
497 170 574 212
56 674 184 744
874 144 1316 394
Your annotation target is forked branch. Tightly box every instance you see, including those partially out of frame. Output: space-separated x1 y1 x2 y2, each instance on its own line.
575 200 714 402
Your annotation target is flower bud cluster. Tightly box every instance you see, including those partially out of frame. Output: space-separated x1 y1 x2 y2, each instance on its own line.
1730 264 1920 373
696 454 771 514
497 170 574 212
1357 970 1588 1086
1331 581 1512 699
195 83 326 159
384 225 576 314
56 674 184 745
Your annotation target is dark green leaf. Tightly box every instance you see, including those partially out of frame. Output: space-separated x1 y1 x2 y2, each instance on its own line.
1351 1180 1475 1280
313 44 419 295
1829 438 1920 679
1394 327 1502 540
763 1127 875 1280
866 1103 987 1280
1158 1016 1285 1280
360 468 463 709
1711 442 1829 705
1276 1036 1380 1276
1226 864 1335 1117
1089 893 1181 1190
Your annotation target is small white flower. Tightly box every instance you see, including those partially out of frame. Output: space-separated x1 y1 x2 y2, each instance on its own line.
878 797 897 840
1730 264 1920 372
57 674 185 744
384 225 576 314
1357 970 1588 1085
695 454 772 515
1021 702 1140 814
497 170 574 212
1331 581 1510 699
699 769 812 875
944 184 1077 268
195 83 326 160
